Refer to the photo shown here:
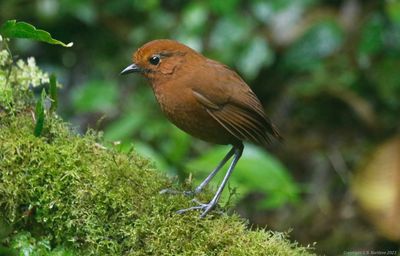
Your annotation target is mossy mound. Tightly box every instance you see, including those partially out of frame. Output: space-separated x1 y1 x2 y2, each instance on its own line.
0 112 313 255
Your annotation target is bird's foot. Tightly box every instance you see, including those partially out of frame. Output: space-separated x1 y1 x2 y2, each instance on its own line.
176 199 221 218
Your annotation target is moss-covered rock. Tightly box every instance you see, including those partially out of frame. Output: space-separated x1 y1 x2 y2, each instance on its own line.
0 112 314 255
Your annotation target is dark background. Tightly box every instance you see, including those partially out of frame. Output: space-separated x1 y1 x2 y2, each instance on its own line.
1 0 400 254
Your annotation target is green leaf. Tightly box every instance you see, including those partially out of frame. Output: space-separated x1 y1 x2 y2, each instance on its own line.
49 74 58 114
0 20 73 47
34 89 46 137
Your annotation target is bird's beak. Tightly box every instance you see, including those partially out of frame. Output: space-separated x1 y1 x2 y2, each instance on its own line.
120 63 141 75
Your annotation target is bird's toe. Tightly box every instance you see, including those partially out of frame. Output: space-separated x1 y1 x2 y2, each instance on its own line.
176 199 219 218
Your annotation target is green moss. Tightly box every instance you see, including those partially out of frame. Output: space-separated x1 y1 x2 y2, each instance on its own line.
0 112 313 255
0 39 313 255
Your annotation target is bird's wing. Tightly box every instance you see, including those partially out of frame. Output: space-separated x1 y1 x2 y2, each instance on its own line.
191 62 281 147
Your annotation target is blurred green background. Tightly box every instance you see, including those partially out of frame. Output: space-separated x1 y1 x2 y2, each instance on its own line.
1 0 400 254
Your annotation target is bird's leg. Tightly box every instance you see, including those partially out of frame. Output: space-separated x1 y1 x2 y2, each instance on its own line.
160 146 235 196
185 146 236 196
177 144 243 218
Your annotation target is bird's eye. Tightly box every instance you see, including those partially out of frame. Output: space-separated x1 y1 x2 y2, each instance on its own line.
149 55 160 65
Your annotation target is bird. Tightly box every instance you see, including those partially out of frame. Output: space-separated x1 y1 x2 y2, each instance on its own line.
121 39 281 217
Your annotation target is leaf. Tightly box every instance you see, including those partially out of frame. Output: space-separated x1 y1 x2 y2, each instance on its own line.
0 20 73 47
34 89 46 137
49 74 58 114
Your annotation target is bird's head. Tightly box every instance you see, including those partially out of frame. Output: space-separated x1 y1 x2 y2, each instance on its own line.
121 39 201 82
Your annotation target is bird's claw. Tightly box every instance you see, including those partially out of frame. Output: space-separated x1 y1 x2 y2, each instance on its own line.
176 198 221 218
161 188 223 217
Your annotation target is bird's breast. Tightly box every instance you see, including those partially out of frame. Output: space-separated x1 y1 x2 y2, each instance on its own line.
152 81 238 145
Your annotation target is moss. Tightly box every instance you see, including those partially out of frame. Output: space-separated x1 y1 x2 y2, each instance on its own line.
0 112 314 255
0 40 314 255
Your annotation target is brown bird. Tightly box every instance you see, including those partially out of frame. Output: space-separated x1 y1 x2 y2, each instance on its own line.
121 39 281 217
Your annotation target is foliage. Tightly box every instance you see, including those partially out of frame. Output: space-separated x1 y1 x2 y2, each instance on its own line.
0 20 72 47
0 46 49 113
7 232 75 256
0 19 63 139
